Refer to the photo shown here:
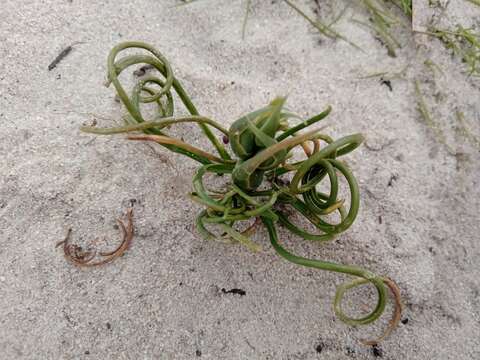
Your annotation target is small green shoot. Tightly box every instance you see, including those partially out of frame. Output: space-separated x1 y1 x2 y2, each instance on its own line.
283 0 362 50
360 64 409 79
414 79 456 155
421 26 480 76
394 0 413 16
423 59 444 76
456 111 480 150
242 0 251 39
352 0 409 57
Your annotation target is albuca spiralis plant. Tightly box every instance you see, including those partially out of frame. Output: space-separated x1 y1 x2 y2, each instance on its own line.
82 41 402 344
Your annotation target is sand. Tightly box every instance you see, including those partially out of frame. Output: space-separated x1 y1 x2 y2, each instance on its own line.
1 0 479 359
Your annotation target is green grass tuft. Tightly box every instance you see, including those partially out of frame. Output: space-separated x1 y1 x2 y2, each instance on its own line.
423 26 480 76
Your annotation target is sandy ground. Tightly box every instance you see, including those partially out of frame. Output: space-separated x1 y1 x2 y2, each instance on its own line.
1 0 479 359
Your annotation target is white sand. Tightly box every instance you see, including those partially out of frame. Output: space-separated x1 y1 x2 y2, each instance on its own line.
1 0 479 359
